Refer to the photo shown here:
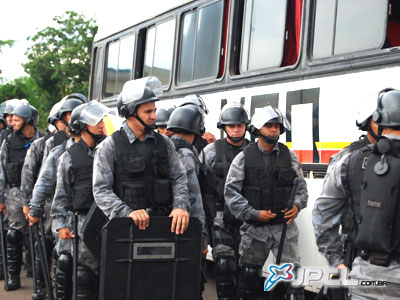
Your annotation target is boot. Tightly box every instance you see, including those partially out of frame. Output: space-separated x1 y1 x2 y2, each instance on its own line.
6 230 23 291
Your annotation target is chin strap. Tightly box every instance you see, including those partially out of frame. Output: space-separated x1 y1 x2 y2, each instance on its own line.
84 129 106 146
225 132 245 143
259 133 279 144
135 115 155 132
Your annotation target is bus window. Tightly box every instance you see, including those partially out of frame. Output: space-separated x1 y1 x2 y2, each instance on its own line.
104 34 135 98
143 19 175 86
91 46 103 100
386 1 400 47
178 0 224 83
312 0 388 59
237 0 302 74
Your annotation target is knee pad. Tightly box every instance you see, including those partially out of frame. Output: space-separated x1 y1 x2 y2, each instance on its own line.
239 264 261 290
6 229 22 245
77 265 95 288
215 255 236 277
57 253 73 274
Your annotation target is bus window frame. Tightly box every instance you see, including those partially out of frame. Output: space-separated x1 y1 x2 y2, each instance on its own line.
228 0 304 81
175 0 227 90
309 0 389 64
89 46 103 101
102 32 136 100
141 16 177 92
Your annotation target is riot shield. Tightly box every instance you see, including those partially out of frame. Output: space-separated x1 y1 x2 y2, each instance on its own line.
81 202 108 261
99 217 202 300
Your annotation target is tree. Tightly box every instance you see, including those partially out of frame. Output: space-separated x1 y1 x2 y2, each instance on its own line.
0 40 15 76
24 11 97 104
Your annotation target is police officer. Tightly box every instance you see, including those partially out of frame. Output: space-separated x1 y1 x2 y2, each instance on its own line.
166 105 208 298
21 101 63 299
93 76 190 235
155 107 174 137
43 98 84 163
29 102 83 300
313 89 400 299
180 94 216 152
52 102 109 300
224 106 308 300
0 104 42 290
201 103 250 300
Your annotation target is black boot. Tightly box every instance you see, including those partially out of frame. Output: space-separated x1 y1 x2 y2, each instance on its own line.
0 229 7 281
6 230 23 290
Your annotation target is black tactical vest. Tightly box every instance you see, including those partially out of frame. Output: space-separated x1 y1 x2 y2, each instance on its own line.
339 136 371 234
53 130 69 147
112 130 171 216
6 132 34 186
242 142 296 225
68 139 94 213
214 139 249 225
347 138 400 265
172 136 218 223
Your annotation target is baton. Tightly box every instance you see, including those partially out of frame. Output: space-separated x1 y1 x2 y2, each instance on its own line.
72 212 78 300
0 212 8 291
276 177 299 265
33 221 54 300
28 225 38 293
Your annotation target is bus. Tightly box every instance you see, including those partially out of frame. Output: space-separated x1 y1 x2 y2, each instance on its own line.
89 0 400 293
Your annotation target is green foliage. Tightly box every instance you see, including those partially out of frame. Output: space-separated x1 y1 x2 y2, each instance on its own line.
24 10 97 102
0 11 97 130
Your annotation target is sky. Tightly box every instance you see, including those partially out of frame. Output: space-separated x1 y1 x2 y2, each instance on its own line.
0 0 191 82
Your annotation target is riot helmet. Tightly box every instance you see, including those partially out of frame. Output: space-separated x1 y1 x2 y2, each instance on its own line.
65 93 89 103
69 101 110 135
155 108 174 127
117 76 163 118
3 99 28 116
372 88 400 127
47 101 63 125
13 104 37 126
167 106 205 136
57 98 84 124
217 103 250 143
249 106 290 144
217 103 250 128
180 94 208 115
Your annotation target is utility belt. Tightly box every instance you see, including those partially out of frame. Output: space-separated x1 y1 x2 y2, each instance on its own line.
355 249 400 266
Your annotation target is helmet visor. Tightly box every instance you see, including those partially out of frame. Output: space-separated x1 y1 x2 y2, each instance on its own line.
120 76 163 105
79 102 111 126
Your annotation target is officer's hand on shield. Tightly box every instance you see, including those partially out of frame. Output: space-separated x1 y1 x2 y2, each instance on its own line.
258 210 277 222
58 228 75 239
28 214 40 226
169 208 189 235
0 203 6 214
23 205 30 220
129 209 150 230
283 205 299 224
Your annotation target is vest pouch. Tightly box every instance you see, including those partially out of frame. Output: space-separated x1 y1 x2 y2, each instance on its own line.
121 181 147 210
242 187 260 209
260 189 273 211
152 151 169 177
275 167 295 186
72 185 94 212
122 154 145 175
153 179 171 206
202 193 216 221
6 162 22 185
